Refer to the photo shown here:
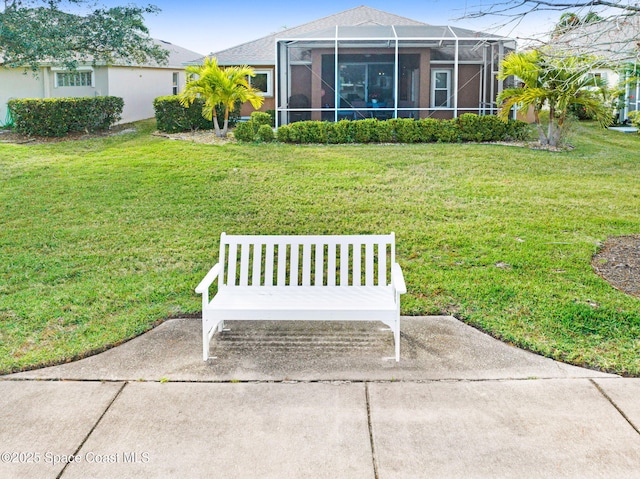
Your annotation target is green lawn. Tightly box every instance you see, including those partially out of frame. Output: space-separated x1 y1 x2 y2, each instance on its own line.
1 120 639 375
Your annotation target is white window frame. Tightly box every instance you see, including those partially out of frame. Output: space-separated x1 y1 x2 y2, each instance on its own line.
172 72 179 95
431 69 451 109
52 67 95 88
250 69 273 97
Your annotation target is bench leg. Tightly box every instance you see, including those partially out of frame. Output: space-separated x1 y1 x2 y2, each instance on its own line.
203 315 226 361
394 322 400 362
203 320 210 361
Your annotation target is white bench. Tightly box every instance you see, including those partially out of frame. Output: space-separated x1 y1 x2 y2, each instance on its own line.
195 233 406 361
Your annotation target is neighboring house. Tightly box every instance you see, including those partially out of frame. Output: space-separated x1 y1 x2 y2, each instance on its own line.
198 6 515 126
553 16 640 121
0 39 203 126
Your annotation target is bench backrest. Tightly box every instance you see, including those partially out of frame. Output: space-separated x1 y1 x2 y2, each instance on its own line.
218 233 396 288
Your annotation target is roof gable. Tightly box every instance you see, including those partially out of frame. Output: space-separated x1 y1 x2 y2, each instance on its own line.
203 6 428 65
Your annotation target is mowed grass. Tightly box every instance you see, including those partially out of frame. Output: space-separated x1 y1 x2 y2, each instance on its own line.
1 120 639 375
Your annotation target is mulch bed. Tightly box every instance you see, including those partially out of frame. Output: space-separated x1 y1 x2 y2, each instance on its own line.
592 235 640 298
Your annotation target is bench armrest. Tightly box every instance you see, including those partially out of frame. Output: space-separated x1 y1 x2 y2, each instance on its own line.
392 263 406 295
195 263 222 294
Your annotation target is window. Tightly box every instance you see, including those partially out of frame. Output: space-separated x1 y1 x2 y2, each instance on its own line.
431 70 451 108
172 72 179 95
338 62 394 106
55 70 93 88
249 69 273 97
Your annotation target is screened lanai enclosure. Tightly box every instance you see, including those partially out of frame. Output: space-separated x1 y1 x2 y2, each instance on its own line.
275 25 516 126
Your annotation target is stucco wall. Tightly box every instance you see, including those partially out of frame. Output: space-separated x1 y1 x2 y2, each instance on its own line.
0 68 44 126
107 67 186 123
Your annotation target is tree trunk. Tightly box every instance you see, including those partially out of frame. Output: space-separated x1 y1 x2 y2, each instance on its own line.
212 113 222 137
534 110 548 145
220 107 230 138
547 106 556 147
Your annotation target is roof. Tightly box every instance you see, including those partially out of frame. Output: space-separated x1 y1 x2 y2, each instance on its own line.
552 17 640 64
0 39 203 69
153 39 204 67
201 6 428 65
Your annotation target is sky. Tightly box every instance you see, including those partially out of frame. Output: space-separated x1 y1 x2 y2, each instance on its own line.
135 0 562 56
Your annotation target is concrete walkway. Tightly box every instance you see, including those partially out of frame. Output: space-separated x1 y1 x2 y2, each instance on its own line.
2 316 639 478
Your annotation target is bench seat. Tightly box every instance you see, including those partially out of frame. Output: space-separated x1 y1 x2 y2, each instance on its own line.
207 286 396 321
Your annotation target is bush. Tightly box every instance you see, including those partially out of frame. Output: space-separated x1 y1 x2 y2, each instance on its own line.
8 97 123 137
276 124 290 142
233 121 256 142
251 111 273 128
505 119 533 141
234 111 276 142
153 96 240 133
628 110 640 128
273 115 531 145
257 124 274 142
456 114 506 142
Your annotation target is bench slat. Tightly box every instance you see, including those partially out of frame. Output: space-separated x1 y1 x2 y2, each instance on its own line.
225 234 393 245
315 243 324 286
239 243 250 286
290 243 299 286
353 243 361 286
277 242 287 286
265 243 274 286
340 243 349 286
328 243 336 286
302 243 312 286
227 243 238 286
378 243 387 286
252 243 262 286
366 243 374 286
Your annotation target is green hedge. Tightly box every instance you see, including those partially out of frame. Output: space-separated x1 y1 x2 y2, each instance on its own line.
8 97 123 137
153 96 240 133
276 115 531 144
234 111 275 142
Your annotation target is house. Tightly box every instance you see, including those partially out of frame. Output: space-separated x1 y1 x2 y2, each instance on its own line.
552 16 640 121
201 6 515 126
0 39 203 126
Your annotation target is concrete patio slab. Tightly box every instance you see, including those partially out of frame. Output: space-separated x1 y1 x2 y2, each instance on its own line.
8 316 615 382
368 379 640 479
60 382 374 479
594 378 640 433
0 381 124 479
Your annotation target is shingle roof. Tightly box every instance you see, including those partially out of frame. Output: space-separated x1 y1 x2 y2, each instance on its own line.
553 17 640 63
149 39 204 67
199 6 428 65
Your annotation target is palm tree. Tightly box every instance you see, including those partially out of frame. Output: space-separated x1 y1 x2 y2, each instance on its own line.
180 57 264 138
497 50 611 147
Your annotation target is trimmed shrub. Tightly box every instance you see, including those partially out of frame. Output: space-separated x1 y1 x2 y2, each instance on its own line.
153 96 240 133
257 124 274 142
388 118 419 143
276 124 290 142
8 97 123 137
457 113 506 142
154 96 212 133
505 119 533 141
274 116 530 145
251 111 273 128
415 118 440 143
333 120 355 144
234 111 277 142
233 121 256 142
